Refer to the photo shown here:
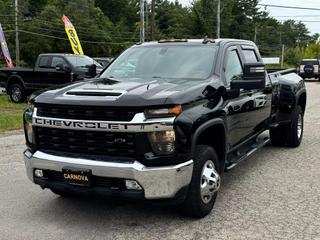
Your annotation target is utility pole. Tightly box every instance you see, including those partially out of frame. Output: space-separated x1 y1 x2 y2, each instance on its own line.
145 1 148 41
151 0 155 41
254 26 257 43
140 0 145 43
15 0 19 66
216 0 220 38
281 44 285 68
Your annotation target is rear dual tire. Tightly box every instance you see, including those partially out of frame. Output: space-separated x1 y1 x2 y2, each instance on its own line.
270 105 304 147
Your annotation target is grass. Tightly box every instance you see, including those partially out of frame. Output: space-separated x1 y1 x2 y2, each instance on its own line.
0 95 28 133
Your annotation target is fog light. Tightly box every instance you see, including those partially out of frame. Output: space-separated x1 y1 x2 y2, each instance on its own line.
34 169 43 178
125 180 142 190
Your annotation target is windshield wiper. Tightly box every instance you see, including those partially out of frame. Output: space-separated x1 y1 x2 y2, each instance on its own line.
99 77 121 82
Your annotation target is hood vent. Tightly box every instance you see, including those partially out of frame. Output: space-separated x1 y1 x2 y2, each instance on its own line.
66 91 122 97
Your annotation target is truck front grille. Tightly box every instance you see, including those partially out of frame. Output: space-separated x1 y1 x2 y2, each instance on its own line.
36 104 138 121
35 127 135 158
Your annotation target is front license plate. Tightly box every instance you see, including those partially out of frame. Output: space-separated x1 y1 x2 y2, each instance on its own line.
62 168 92 186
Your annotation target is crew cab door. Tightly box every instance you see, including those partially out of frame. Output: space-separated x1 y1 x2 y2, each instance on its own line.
34 56 72 89
33 55 53 89
224 45 272 147
49 56 72 85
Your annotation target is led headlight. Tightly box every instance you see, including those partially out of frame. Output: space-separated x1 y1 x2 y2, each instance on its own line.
145 105 182 118
24 104 34 144
148 130 175 155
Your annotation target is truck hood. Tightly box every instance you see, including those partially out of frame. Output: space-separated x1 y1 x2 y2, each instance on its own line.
33 78 212 107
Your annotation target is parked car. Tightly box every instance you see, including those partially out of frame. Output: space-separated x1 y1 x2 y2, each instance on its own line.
298 59 320 80
0 54 103 103
23 39 306 218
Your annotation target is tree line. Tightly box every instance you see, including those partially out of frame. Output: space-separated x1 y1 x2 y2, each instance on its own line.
0 0 319 67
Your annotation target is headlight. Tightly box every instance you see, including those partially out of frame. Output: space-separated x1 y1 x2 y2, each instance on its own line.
148 130 175 155
145 105 182 118
24 104 34 144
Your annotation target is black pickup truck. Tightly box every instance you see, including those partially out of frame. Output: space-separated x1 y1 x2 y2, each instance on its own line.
0 53 103 103
23 39 306 218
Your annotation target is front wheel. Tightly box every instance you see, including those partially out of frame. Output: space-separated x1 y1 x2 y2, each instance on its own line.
182 145 221 218
9 84 25 103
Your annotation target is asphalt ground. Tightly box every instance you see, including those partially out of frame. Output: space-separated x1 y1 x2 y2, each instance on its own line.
0 82 319 240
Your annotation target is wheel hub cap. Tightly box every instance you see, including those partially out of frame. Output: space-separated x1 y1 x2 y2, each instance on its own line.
12 87 21 102
297 113 303 139
200 160 220 204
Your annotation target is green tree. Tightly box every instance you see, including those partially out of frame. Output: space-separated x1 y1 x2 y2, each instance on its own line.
155 0 193 38
304 43 320 59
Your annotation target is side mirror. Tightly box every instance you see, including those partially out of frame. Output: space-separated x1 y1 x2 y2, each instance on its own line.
231 63 266 90
55 64 71 73
87 64 97 78
55 64 64 71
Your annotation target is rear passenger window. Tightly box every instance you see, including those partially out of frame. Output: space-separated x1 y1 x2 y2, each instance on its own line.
38 56 51 68
243 50 258 63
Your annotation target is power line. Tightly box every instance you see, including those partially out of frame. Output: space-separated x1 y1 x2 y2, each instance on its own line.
274 15 320 18
292 20 320 23
258 4 320 11
18 29 136 45
1 21 139 41
3 12 139 38
16 6 136 35
18 15 137 36
20 24 139 40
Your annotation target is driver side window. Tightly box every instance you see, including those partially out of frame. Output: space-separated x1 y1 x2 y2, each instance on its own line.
225 49 243 84
51 57 68 69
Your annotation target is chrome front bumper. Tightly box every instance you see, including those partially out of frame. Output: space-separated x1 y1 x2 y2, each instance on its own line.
24 150 193 199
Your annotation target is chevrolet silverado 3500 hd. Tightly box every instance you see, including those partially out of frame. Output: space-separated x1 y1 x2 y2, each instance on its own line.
23 39 306 218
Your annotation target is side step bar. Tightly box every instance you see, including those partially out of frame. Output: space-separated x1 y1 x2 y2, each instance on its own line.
225 137 270 171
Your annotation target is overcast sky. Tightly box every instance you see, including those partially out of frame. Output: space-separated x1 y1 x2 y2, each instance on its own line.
171 0 320 34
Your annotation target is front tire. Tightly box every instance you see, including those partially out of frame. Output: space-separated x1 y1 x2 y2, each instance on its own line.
182 145 221 218
9 83 25 103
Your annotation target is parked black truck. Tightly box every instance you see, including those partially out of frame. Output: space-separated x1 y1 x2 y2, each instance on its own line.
0 54 103 103
23 39 306 218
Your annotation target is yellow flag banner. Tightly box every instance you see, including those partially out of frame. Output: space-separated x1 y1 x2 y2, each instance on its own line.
62 15 84 55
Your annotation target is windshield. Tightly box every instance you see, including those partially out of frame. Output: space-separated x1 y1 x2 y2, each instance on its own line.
65 55 103 69
100 45 218 81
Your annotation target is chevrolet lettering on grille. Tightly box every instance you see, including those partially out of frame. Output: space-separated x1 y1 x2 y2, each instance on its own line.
33 118 128 131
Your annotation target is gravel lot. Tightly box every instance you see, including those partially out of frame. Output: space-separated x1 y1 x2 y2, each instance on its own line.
0 82 319 240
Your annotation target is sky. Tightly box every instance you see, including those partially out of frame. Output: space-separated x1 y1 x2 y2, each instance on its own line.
171 0 320 34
